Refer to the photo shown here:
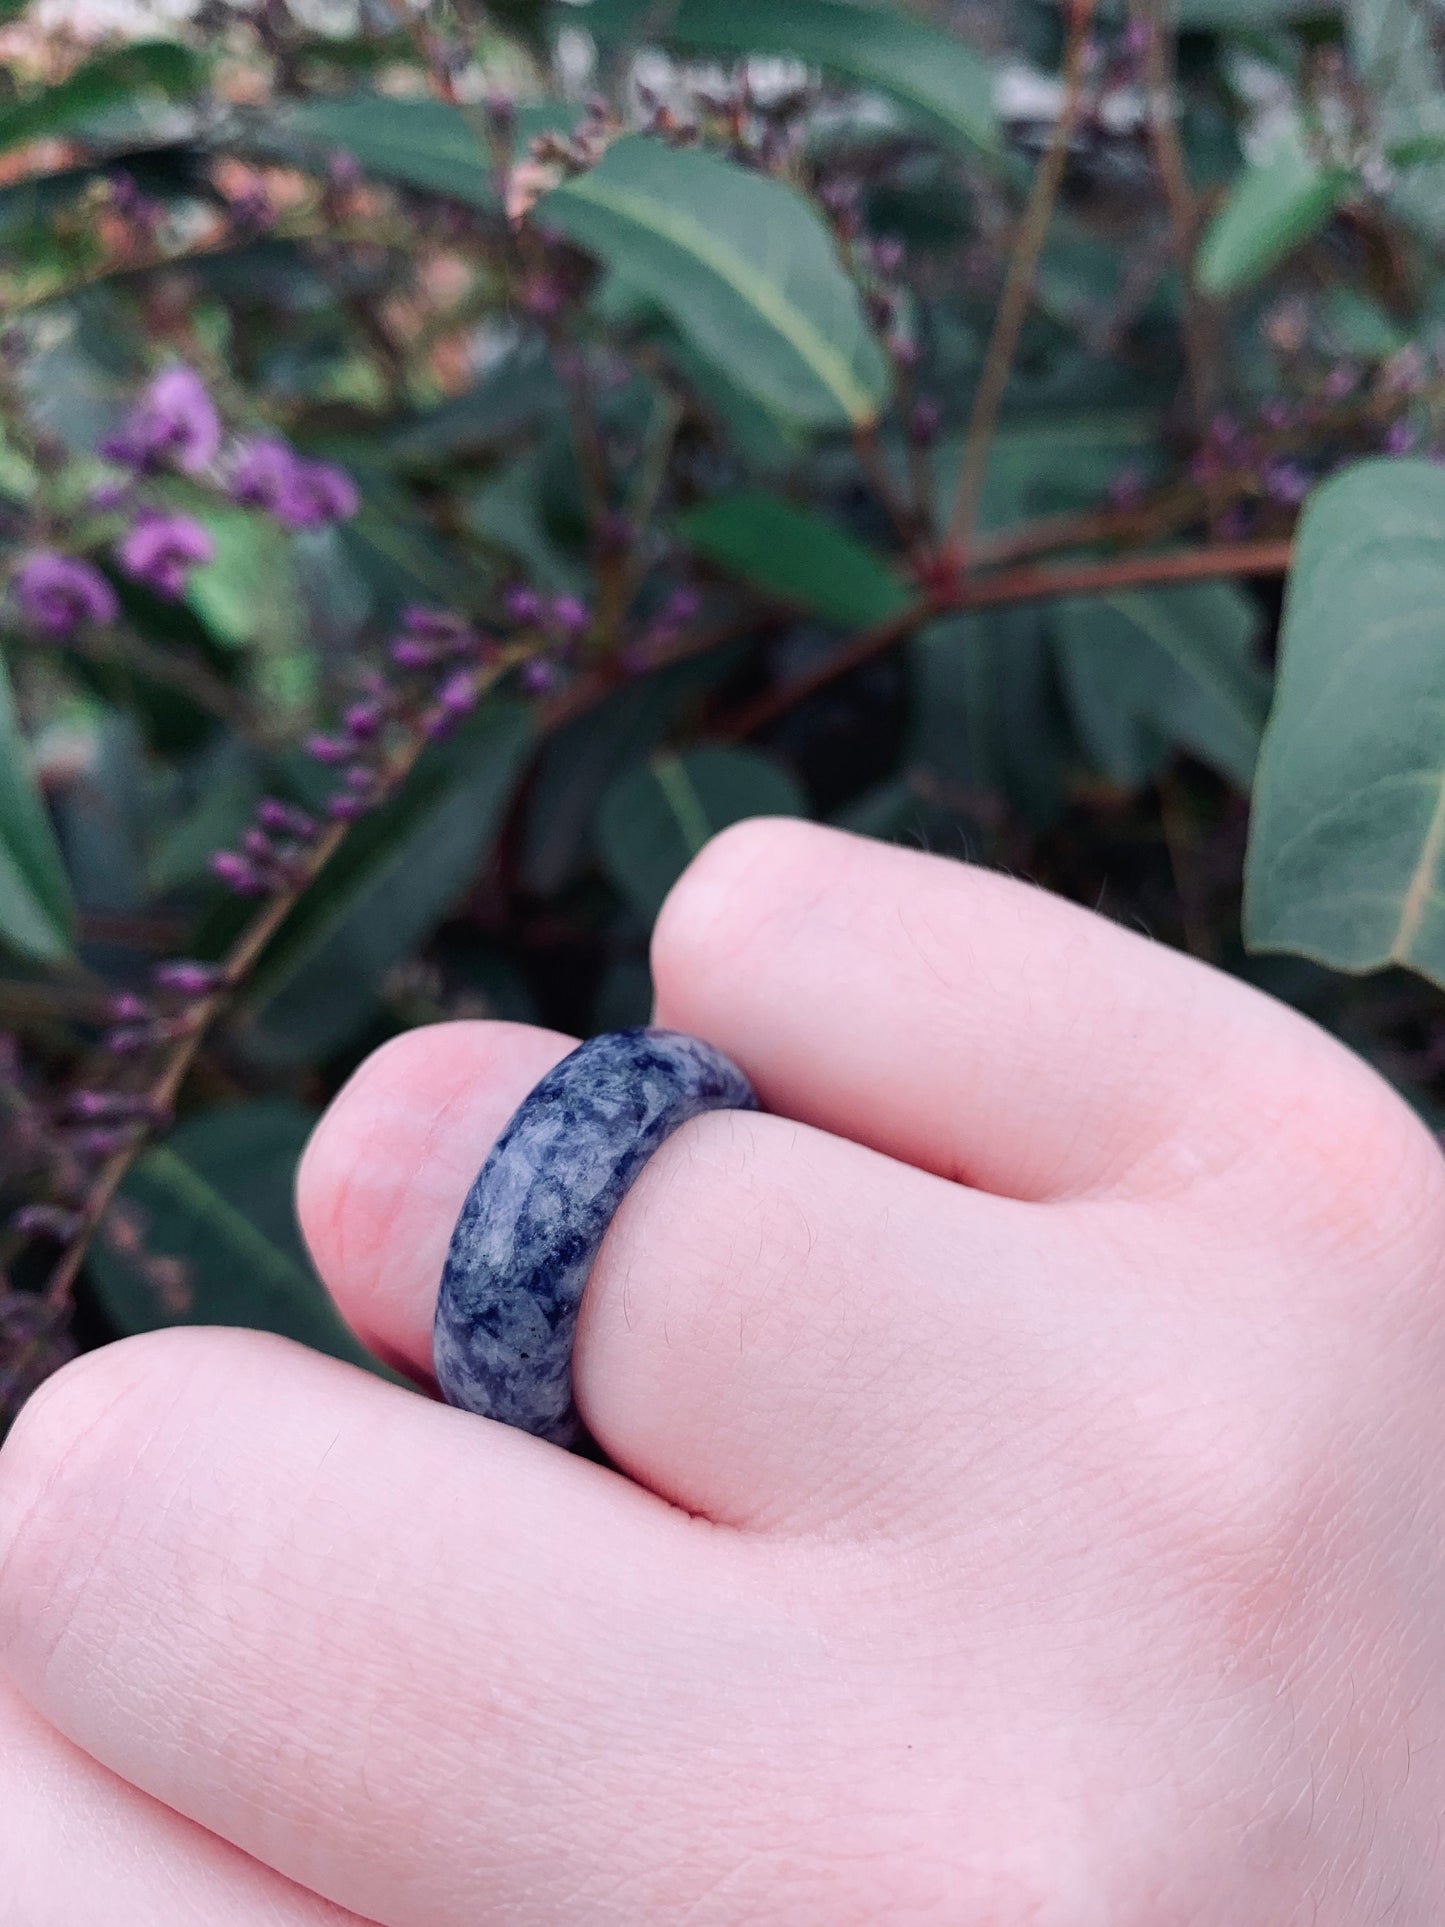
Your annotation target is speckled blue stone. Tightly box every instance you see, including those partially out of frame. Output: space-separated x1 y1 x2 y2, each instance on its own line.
434 1027 758 1446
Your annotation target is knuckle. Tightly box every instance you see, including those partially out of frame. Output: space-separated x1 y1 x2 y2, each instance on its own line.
1263 1046 1445 1268
651 816 836 993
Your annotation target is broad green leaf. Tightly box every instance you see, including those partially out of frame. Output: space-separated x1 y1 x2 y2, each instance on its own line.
539 138 889 433
0 651 75 962
0 42 206 156
146 744 261 896
90 1100 390 1374
1244 459 1445 984
1178 0 1337 20
245 697 534 1059
596 746 807 921
272 95 574 209
932 408 1165 533
1197 131 1353 295
593 0 997 160
1052 583 1270 790
1350 0 1445 237
910 609 1069 826
520 646 744 895
186 508 313 715
679 492 910 626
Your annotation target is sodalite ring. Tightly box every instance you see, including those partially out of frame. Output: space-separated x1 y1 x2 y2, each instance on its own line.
434 1028 758 1447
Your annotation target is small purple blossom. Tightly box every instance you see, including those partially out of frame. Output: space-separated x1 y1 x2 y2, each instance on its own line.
1262 460 1311 507
12 551 118 638
402 606 472 644
102 1024 154 1055
116 512 214 599
305 733 351 765
1108 466 1147 511
437 670 477 717
102 366 221 475
255 800 316 840
209 850 266 896
153 960 224 995
281 459 359 530
1385 419 1417 456
909 399 942 448
230 437 359 530
504 585 544 624
13 1203 81 1242
107 992 150 1024
327 792 371 821
521 657 559 696
661 586 701 626
549 594 589 640
327 150 363 191
343 698 384 742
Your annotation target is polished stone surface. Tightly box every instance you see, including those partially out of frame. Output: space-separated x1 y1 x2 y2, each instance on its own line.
434 1027 758 1445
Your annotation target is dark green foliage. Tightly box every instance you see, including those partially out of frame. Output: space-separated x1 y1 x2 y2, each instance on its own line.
2 0 1444 1400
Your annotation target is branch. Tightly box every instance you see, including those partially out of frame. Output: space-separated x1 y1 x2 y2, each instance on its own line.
34 623 265 738
1131 0 1217 427
17 643 531 1377
716 539 1293 739
944 0 1101 559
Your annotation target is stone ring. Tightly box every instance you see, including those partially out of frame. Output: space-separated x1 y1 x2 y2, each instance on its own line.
433 1028 759 1446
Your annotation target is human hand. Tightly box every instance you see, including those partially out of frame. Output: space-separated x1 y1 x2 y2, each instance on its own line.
3 819 1444 1925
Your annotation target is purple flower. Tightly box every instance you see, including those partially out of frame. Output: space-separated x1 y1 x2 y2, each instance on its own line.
102 366 221 475
521 657 559 696
116 512 215 599
437 670 477 717
549 594 589 639
12 551 118 638
209 850 266 896
230 437 358 530
401 605 471 644
255 800 316 840
153 960 223 995
305 733 351 765
1263 460 1312 507
503 585 544 624
229 436 294 510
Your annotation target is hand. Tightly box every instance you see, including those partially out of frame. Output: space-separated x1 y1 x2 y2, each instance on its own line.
3 819 1444 1926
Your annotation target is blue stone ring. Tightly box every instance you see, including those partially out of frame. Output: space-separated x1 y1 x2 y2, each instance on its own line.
434 1027 759 1446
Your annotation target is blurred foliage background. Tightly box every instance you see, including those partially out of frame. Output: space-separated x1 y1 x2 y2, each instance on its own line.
3 0 1445 1422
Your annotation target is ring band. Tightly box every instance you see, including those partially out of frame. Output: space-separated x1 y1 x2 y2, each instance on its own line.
434 1027 759 1445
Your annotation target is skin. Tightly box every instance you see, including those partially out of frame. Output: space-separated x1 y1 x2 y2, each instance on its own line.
2 816 1445 1924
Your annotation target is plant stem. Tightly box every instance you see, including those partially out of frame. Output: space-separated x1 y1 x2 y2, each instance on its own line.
28 645 531 1338
717 538 1292 739
1132 0 1217 429
944 0 1101 561
32 624 265 738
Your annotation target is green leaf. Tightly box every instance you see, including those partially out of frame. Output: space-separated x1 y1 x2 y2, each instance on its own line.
1350 0 1445 239
0 42 207 156
1052 583 1270 790
271 95 574 208
539 137 889 433
1244 459 1445 985
910 609 1069 826
679 492 910 625
0 650 75 962
596 746 807 921
89 1100 390 1375
245 697 534 1059
598 0 998 159
1178 0 1338 20
1196 131 1353 295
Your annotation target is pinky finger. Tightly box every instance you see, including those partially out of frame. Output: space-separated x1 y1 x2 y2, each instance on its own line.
0 1674 363 1927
